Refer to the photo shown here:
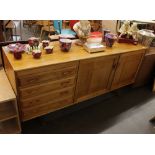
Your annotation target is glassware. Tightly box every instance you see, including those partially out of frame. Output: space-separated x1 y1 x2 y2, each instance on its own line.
105 33 117 47
102 29 111 42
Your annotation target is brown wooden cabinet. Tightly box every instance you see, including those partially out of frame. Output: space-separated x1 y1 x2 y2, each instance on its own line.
75 55 119 103
2 42 147 121
111 50 145 90
75 50 145 102
16 62 79 121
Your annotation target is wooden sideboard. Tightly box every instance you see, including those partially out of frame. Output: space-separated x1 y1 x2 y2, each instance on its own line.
2 42 147 121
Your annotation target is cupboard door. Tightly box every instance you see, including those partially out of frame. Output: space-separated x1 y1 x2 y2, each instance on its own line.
75 55 119 103
111 50 145 90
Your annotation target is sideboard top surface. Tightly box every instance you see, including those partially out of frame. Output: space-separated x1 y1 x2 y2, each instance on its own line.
2 41 147 71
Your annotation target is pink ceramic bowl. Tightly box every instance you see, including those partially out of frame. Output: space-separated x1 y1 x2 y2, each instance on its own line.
42 40 50 48
28 37 39 47
32 50 42 59
59 39 72 52
7 43 26 53
45 46 53 54
13 50 22 60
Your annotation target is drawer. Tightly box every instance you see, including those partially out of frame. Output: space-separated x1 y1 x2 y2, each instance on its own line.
17 66 77 87
16 61 78 77
22 97 74 121
19 77 75 99
20 87 74 109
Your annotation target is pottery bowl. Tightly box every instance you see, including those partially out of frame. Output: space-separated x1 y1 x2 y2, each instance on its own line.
59 39 72 52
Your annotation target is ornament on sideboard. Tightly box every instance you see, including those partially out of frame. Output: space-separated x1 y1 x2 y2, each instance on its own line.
128 22 139 40
45 46 54 54
105 33 117 47
59 39 72 52
118 21 139 45
137 29 155 47
7 43 26 60
73 20 91 46
119 20 131 38
42 40 50 48
28 37 39 47
13 49 22 60
26 37 41 55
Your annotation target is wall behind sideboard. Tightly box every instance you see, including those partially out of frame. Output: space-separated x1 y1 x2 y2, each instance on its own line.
102 20 117 33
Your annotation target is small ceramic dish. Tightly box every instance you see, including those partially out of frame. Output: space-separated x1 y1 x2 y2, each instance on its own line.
28 37 40 47
13 50 22 60
32 49 42 59
42 40 50 48
59 39 72 52
7 43 26 53
44 46 54 54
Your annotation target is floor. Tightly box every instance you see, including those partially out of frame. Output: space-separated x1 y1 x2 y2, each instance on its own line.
22 85 155 134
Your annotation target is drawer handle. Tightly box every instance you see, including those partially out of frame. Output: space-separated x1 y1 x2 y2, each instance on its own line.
62 71 72 76
27 78 39 83
60 91 69 95
61 81 70 87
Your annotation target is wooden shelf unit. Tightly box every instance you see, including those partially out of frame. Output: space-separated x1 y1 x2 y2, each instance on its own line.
0 68 21 134
0 118 20 134
0 101 17 122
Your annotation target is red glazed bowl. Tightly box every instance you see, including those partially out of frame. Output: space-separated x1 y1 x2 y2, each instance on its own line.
42 40 50 48
59 39 72 52
32 50 42 59
45 46 53 54
28 37 39 47
13 50 22 60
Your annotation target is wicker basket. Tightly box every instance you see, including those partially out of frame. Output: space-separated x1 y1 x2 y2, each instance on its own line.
138 29 155 47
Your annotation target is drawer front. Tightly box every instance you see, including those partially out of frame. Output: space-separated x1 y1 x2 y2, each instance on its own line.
16 61 78 77
17 66 77 87
22 97 74 121
20 87 74 109
19 77 75 99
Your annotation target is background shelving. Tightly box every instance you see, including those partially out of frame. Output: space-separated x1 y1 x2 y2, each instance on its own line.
0 68 21 134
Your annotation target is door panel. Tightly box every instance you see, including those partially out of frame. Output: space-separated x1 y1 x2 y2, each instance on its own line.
75 55 119 102
111 50 145 90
